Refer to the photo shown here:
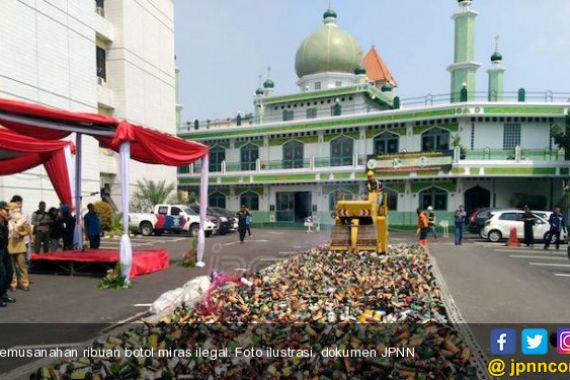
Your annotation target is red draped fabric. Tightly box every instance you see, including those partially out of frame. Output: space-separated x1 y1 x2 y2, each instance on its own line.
0 98 116 140
0 128 73 206
0 98 209 165
98 122 209 165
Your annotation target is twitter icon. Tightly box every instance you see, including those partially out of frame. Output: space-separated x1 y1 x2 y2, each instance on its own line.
521 329 548 355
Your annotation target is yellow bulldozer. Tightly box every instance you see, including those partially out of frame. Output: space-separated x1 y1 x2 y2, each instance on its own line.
330 191 389 253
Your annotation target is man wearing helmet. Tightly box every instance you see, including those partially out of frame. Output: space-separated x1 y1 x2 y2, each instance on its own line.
366 170 385 209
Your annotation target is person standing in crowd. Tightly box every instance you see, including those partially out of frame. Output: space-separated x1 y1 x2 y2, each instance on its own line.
32 201 51 253
48 207 64 252
545 207 567 251
454 205 467 245
236 205 250 244
0 201 15 307
427 206 438 239
61 205 76 251
416 208 429 246
522 206 535 248
84 203 101 249
8 202 31 291
245 207 252 237
10 196 32 265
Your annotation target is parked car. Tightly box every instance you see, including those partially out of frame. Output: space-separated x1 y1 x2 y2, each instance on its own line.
211 207 238 232
468 207 493 234
480 209 568 243
189 205 233 235
129 204 216 237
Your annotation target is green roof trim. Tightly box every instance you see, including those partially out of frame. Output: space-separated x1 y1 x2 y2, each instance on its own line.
485 167 557 175
434 181 457 193
452 167 466 175
484 106 565 115
179 178 201 185
179 104 565 141
255 174 316 183
210 187 231 196
417 170 440 177
334 172 353 180
297 135 319 144
386 182 406 193
221 176 241 183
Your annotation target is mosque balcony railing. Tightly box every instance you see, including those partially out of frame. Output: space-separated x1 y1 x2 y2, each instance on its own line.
399 90 570 108
463 148 565 161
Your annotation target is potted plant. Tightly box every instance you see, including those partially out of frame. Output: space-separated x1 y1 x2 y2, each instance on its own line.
98 263 131 289
180 237 198 267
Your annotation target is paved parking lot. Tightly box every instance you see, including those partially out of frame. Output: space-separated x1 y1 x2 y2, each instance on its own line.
429 234 570 323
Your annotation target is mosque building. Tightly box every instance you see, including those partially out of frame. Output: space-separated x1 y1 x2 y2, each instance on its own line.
178 1 568 227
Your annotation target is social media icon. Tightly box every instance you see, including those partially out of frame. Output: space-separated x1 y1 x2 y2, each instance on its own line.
557 329 570 354
491 329 516 355
521 329 548 355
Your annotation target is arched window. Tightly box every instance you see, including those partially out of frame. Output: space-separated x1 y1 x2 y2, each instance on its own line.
209 192 226 208
331 102 342 116
422 128 450 152
283 140 304 168
209 145 225 172
240 191 259 211
419 187 448 211
240 144 259 171
329 190 353 211
330 136 353 166
374 132 399 155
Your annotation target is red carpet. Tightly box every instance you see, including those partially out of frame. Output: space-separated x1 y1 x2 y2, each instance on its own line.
31 249 169 278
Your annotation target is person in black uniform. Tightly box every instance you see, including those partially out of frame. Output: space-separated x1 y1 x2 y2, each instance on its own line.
0 201 15 307
522 206 535 247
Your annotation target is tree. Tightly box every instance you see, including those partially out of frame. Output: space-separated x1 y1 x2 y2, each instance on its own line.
551 114 570 160
131 179 175 212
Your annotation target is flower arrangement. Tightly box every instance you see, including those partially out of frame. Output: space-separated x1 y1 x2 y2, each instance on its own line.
180 236 198 267
97 263 131 289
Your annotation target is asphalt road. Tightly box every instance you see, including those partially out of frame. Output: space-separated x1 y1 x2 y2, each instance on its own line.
429 234 570 323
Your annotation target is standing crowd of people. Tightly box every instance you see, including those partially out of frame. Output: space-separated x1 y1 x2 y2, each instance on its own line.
0 195 102 307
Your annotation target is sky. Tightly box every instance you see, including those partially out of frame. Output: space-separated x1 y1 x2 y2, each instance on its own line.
174 1 570 123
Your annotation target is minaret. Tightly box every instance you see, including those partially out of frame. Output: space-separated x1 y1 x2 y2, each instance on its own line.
254 75 265 124
263 66 275 96
448 0 481 102
487 35 505 102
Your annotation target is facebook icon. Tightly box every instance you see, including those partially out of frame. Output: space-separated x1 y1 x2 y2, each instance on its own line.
491 329 516 355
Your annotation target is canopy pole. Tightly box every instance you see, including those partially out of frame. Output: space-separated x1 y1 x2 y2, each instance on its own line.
119 141 133 280
73 133 83 249
196 154 209 267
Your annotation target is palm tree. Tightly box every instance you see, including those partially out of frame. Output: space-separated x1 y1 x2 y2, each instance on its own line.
131 179 175 211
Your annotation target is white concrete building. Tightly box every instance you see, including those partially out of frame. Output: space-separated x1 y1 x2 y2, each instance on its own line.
0 0 176 211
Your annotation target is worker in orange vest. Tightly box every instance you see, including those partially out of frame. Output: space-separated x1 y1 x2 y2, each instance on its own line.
417 208 429 246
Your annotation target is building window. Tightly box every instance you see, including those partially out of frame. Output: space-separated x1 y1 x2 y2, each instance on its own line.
374 132 399 155
503 123 521 148
282 110 294 121
209 192 226 208
329 190 353 211
96 46 106 81
95 0 105 16
209 145 225 172
331 103 342 116
421 127 450 152
330 136 353 166
240 191 259 211
307 108 317 119
283 140 304 168
177 165 190 174
314 82 321 90
335 81 342 88
419 187 447 211
240 143 259 171
385 189 398 211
